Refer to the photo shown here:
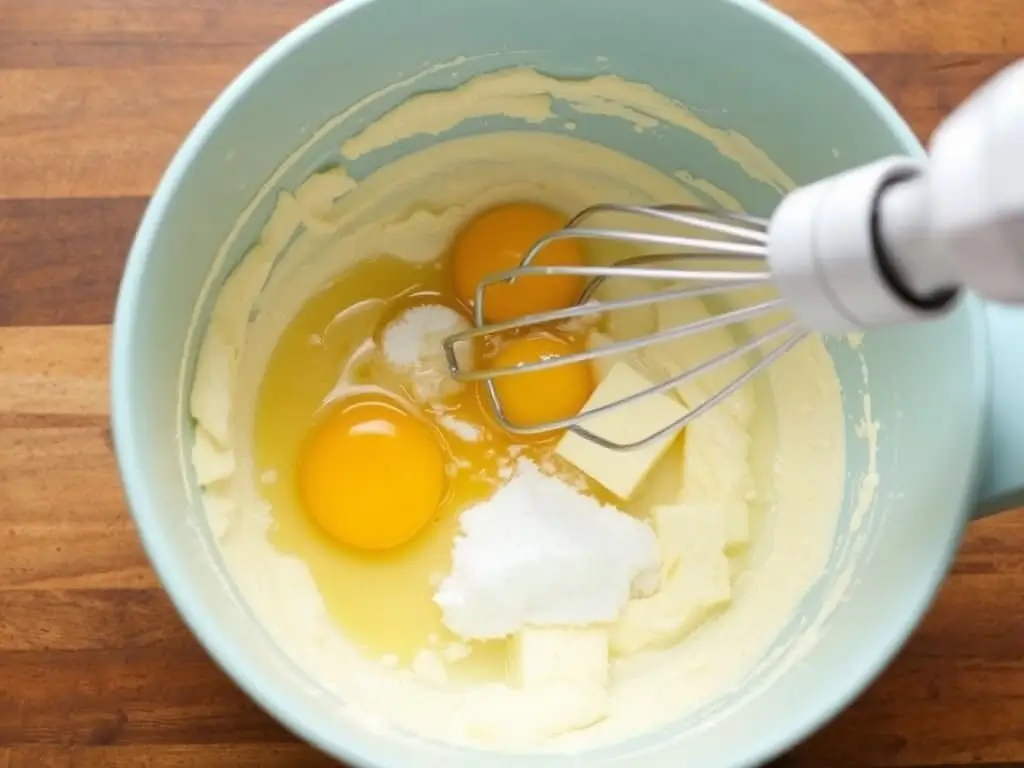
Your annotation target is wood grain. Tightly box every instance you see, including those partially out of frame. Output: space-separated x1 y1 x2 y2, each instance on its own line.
0 1 332 69
3 746 337 768
0 327 151 590
0 67 247 200
0 1 1022 766
853 54 1021 140
0 199 146 325
771 0 1024 53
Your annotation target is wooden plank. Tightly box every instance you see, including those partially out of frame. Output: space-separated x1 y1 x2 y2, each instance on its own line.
774 0 1024 54
0 526 153 591
0 327 148 588
2 745 336 768
0 648 280 746
0 326 109 420
0 198 144 327
0 326 147 587
0 326 142 588
0 590 193 652
789 680 1024 765
851 53 1019 141
0 1 330 70
3 0 1021 65
952 514 1024 576
0 66 241 199
0 426 120 524
0 425 154 590
911 567 1024 664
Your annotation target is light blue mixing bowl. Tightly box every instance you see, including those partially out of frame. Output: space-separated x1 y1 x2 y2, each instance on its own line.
110 0 1024 765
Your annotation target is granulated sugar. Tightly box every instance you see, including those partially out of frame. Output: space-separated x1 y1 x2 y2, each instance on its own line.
434 459 660 640
380 304 471 402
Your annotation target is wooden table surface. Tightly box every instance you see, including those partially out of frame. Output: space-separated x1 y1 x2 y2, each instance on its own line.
1 1 1023 766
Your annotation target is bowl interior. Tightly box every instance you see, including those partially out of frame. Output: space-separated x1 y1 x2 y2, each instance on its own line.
113 0 985 765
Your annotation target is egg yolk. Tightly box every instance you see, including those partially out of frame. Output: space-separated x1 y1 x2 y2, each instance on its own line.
451 202 586 323
297 398 447 551
488 333 594 432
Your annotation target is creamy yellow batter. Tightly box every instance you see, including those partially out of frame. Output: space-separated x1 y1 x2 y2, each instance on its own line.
186 67 847 750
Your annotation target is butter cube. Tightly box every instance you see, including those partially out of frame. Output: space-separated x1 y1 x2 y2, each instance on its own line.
638 336 756 547
556 362 687 500
611 503 731 654
511 626 609 689
676 381 754 547
585 331 622 382
593 275 659 341
478 627 611 742
655 297 755 426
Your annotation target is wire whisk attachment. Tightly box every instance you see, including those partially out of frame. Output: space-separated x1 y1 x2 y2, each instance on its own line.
442 204 808 450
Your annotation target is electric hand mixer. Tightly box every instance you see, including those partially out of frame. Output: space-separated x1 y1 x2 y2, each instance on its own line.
443 60 1024 450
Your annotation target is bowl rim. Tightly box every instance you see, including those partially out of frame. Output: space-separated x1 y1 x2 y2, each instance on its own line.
110 0 982 765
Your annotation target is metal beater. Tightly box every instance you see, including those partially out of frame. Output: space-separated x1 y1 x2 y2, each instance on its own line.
443 60 1024 450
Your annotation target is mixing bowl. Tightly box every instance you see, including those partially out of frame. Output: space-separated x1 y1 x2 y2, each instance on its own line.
110 0 1024 765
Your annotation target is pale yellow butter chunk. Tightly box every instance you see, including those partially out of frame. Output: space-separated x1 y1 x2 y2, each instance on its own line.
675 380 754 547
481 626 611 742
584 330 622 382
654 297 756 426
511 626 610 689
611 503 731 655
592 274 659 342
637 336 756 546
587 329 665 384
556 362 687 500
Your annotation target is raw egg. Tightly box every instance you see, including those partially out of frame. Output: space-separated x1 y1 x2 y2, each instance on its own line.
297 396 447 551
488 333 594 432
451 202 585 323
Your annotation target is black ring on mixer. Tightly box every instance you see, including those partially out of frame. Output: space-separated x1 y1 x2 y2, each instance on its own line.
870 168 959 312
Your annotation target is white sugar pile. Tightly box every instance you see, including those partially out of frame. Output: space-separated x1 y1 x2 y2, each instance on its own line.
380 304 471 403
434 459 660 640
